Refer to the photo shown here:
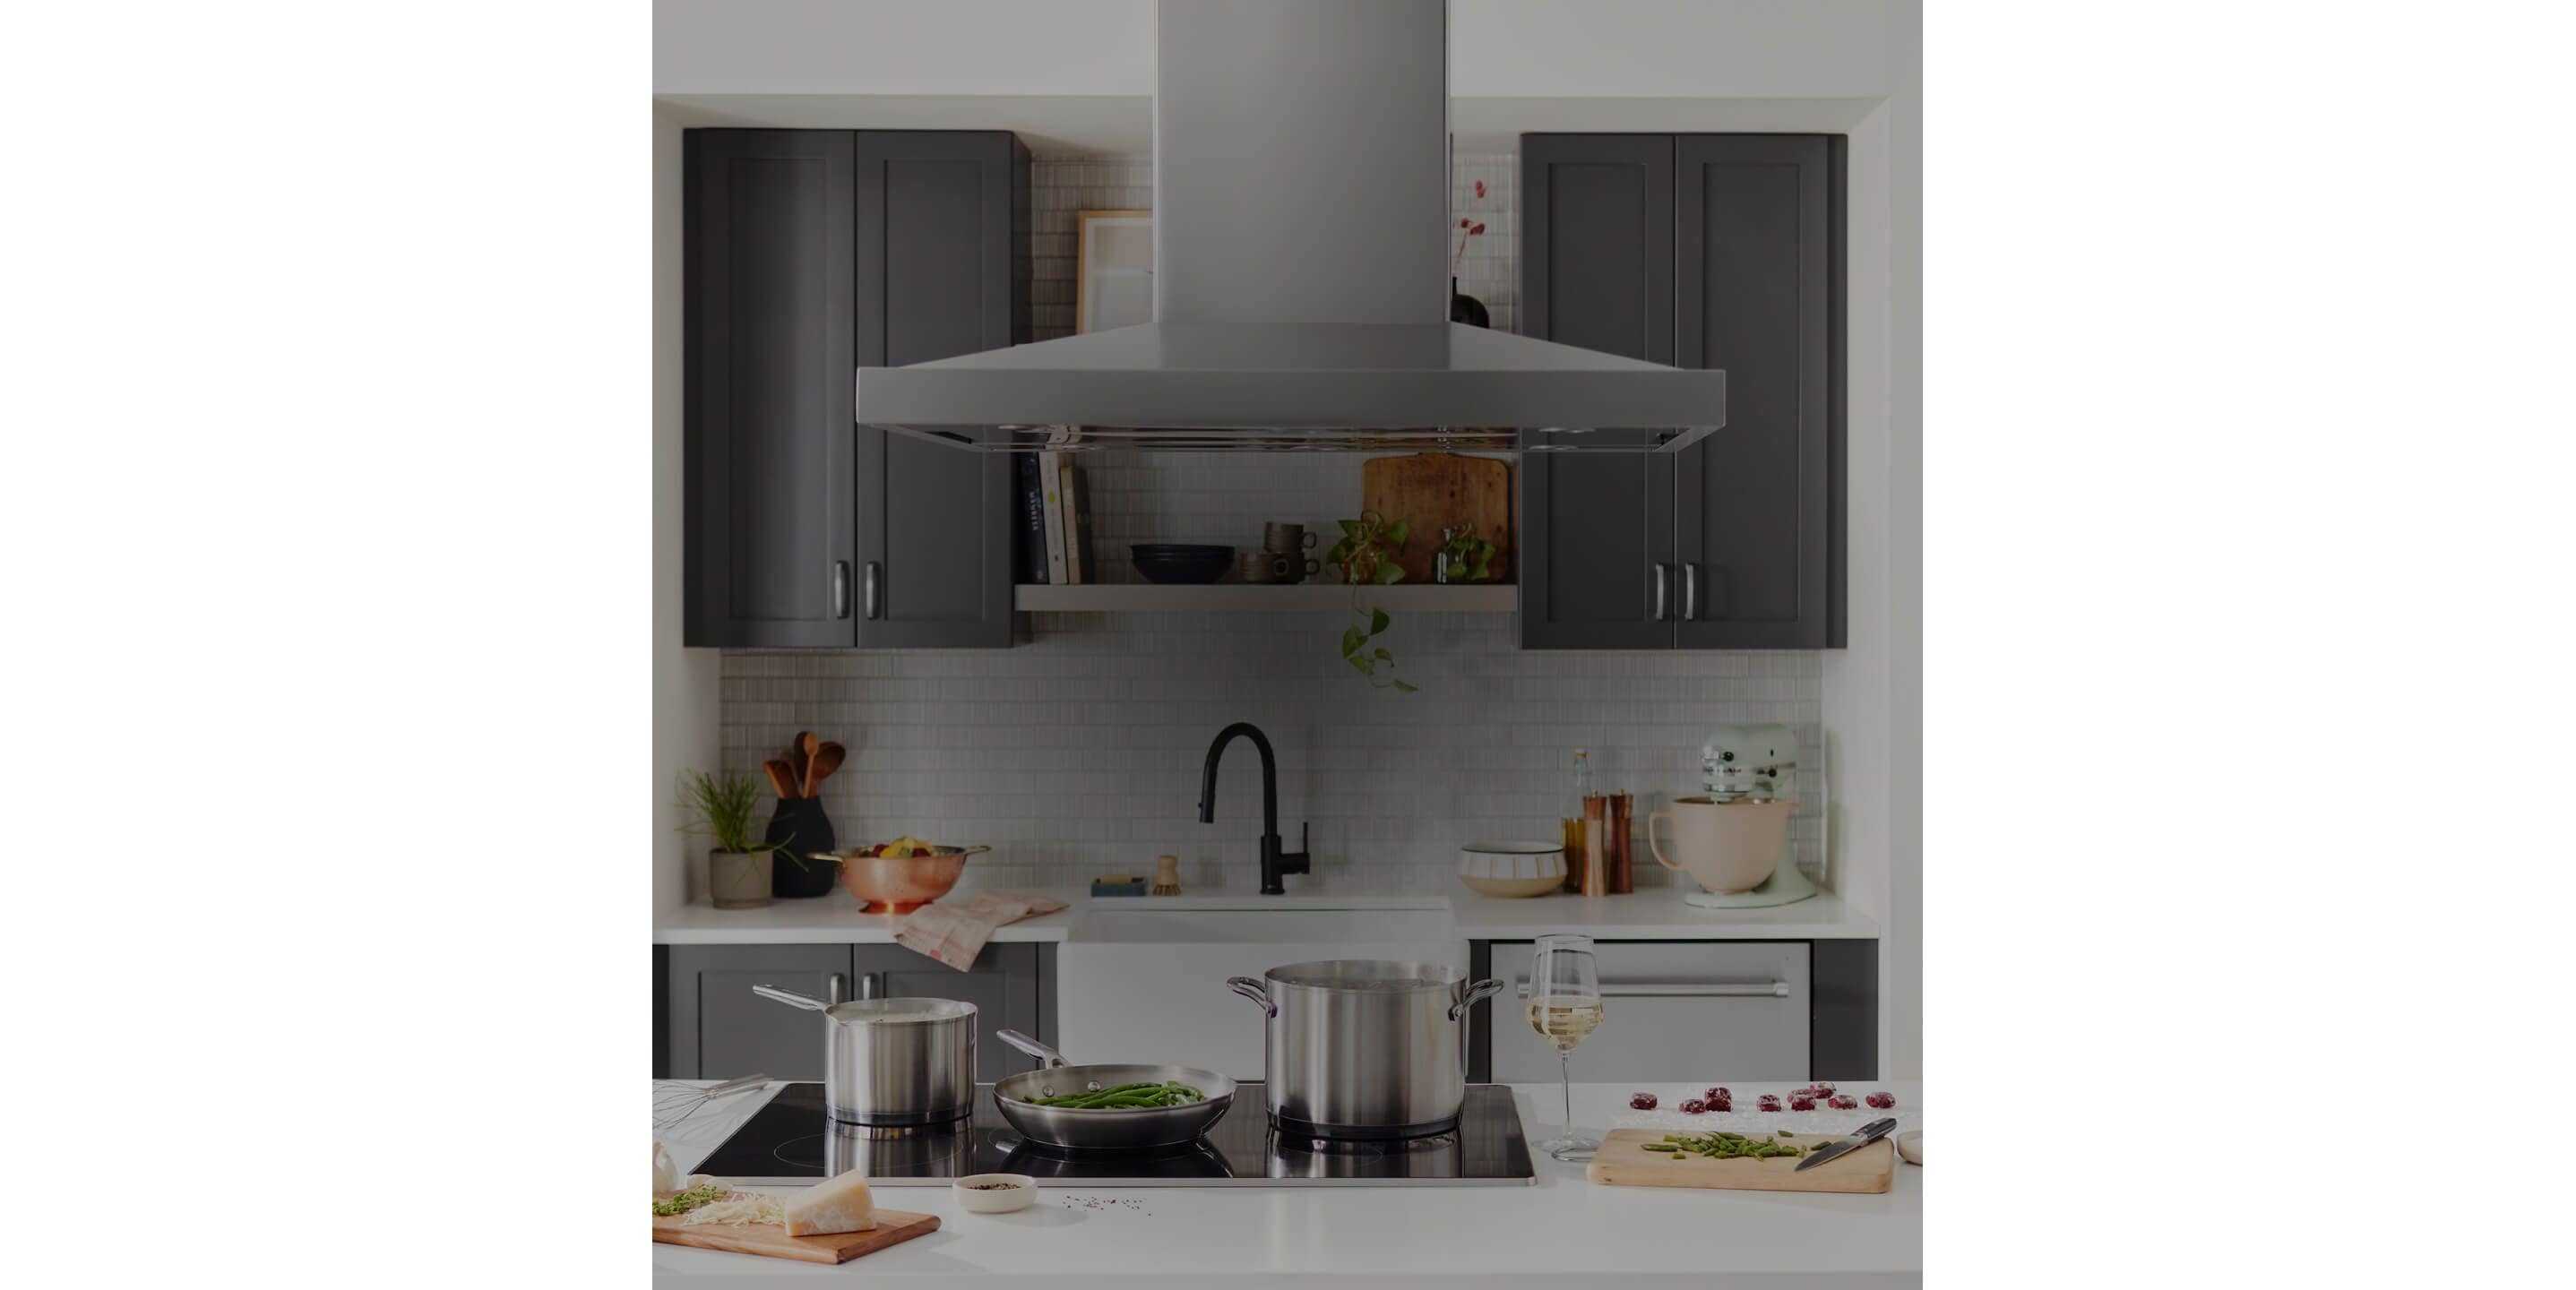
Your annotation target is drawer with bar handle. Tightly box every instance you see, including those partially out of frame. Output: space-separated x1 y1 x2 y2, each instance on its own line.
1486 942 1809 1083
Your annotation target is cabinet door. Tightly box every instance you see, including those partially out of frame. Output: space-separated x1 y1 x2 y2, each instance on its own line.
684 131 858 647
852 133 1021 648
853 942 1047 1082
1519 134 1677 649
1674 136 1835 648
667 943 853 1080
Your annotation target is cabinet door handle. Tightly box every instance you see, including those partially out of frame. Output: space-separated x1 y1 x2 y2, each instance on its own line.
858 972 883 1001
864 562 883 620
827 973 848 1004
1682 563 1702 621
1515 978 1789 999
831 562 851 620
1650 563 1672 622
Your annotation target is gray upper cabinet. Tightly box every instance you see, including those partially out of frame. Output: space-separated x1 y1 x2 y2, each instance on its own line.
684 130 1027 649
852 133 1025 648
1675 136 1838 648
1518 133 1845 650
1520 135 1676 650
685 131 858 648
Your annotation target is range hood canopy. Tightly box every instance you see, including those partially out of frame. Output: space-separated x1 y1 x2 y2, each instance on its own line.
857 0 1724 454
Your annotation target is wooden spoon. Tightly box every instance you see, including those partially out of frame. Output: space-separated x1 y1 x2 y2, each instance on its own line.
804 742 847 797
762 759 799 800
786 731 814 786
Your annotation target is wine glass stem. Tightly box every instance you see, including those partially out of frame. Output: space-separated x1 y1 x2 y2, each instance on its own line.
1559 1051 1572 1127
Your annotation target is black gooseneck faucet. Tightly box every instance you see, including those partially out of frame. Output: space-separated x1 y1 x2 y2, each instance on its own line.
1199 722 1310 895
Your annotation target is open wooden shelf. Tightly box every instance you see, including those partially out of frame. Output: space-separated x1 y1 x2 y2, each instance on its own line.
1012 583 1518 613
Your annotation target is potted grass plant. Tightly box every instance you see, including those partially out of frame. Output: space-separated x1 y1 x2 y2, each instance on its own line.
676 770 798 909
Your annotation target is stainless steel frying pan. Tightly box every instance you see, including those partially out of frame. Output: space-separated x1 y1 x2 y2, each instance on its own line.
991 1029 1236 1151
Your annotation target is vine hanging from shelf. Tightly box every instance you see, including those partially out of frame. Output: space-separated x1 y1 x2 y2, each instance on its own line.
1325 509 1417 693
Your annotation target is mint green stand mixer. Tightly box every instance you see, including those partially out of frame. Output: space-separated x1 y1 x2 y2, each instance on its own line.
1678 723 1816 909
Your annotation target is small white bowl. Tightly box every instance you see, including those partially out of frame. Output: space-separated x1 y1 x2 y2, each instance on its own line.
953 1173 1037 1213
1457 840 1566 899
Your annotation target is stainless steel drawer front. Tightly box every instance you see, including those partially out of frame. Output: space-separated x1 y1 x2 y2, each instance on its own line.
1489 942 1810 1083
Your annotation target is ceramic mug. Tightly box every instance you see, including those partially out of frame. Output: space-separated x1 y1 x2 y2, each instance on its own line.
1240 551 1318 583
1647 796 1798 894
1263 522 1318 553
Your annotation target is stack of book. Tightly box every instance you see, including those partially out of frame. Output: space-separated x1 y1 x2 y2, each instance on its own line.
1016 451 1092 585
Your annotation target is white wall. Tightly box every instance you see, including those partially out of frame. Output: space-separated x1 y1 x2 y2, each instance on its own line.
653 103 722 916
652 0 1921 1075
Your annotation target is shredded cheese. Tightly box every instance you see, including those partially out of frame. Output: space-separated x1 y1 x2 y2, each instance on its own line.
682 1192 787 1226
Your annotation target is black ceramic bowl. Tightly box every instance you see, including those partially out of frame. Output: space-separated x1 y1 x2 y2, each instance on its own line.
1131 544 1235 584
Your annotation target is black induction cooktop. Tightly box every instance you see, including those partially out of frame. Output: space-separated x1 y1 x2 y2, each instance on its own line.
691 1083 1537 1187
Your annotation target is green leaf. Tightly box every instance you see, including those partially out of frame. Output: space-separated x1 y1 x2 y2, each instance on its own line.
1375 563 1405 584
1340 626 1365 657
1369 607 1390 635
1385 519 1410 546
1373 647 1391 662
1347 654 1374 675
1339 518 1362 538
1391 679 1418 693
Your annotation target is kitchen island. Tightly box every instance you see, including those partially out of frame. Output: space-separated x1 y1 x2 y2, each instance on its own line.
650 1080 1921 1286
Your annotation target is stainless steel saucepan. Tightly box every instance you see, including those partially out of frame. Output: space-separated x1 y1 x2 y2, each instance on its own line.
991 1029 1236 1151
753 985 977 1128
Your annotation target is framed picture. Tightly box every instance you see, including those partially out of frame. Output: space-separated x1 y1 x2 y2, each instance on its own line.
1075 210 1152 333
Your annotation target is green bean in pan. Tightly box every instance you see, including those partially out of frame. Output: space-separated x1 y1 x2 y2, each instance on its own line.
1023 1080 1206 1109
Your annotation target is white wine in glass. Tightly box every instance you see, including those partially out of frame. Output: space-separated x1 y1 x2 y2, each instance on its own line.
1526 994 1605 1053
1528 933 1603 1157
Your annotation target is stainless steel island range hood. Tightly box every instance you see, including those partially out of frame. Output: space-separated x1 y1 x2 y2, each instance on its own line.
857 0 1724 453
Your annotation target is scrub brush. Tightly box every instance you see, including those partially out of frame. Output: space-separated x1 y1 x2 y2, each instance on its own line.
1151 854 1182 896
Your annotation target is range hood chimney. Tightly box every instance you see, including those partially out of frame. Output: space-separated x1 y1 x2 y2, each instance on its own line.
857 0 1723 453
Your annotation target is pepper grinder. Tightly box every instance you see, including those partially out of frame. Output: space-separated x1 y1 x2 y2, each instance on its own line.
1581 795 1608 899
1607 792 1634 895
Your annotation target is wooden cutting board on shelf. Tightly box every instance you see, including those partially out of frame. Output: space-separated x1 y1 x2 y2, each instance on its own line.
652 1208 940 1264
1586 1131 1895 1195
1361 453 1512 585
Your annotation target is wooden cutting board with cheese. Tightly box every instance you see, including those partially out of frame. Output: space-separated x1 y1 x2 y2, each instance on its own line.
652 1207 939 1264
1360 452 1512 584
1585 1129 1895 1195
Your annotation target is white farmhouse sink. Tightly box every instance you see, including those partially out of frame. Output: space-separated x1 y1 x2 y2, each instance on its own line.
1054 904 1467 1079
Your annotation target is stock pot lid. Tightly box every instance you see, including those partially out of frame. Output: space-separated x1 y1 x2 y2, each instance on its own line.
1267 959 1463 992
821 997 978 1025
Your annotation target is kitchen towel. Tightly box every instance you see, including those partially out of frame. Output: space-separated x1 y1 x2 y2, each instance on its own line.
893 890 1069 971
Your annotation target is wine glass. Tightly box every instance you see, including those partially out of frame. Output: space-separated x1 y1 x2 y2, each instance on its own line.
1526 933 1604 1159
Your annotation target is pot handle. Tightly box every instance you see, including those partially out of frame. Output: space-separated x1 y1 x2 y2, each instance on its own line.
1450 977 1506 1020
1227 976 1277 1019
752 984 831 1012
1648 811 1682 871
995 1028 1068 1069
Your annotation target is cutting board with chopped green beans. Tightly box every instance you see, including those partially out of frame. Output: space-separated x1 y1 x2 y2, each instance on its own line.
1584 1128 1895 1194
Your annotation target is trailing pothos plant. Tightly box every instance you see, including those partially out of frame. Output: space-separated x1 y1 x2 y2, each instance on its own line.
1326 510 1417 692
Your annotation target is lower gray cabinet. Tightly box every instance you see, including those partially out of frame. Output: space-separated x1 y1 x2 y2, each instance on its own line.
852 943 1051 1082
667 943 853 1080
664 942 1054 1082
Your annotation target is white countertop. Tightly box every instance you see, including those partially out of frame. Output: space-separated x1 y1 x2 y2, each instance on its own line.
657 886 1874 946
651 1079 1921 1286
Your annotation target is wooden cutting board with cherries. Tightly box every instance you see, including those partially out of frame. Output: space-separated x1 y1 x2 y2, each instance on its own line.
1586 1086 1901 1195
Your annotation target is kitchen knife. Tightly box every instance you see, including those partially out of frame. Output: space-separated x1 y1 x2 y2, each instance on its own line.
1794 1116 1899 1172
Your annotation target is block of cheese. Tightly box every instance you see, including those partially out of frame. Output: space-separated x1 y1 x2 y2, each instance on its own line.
782 1168 876 1237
